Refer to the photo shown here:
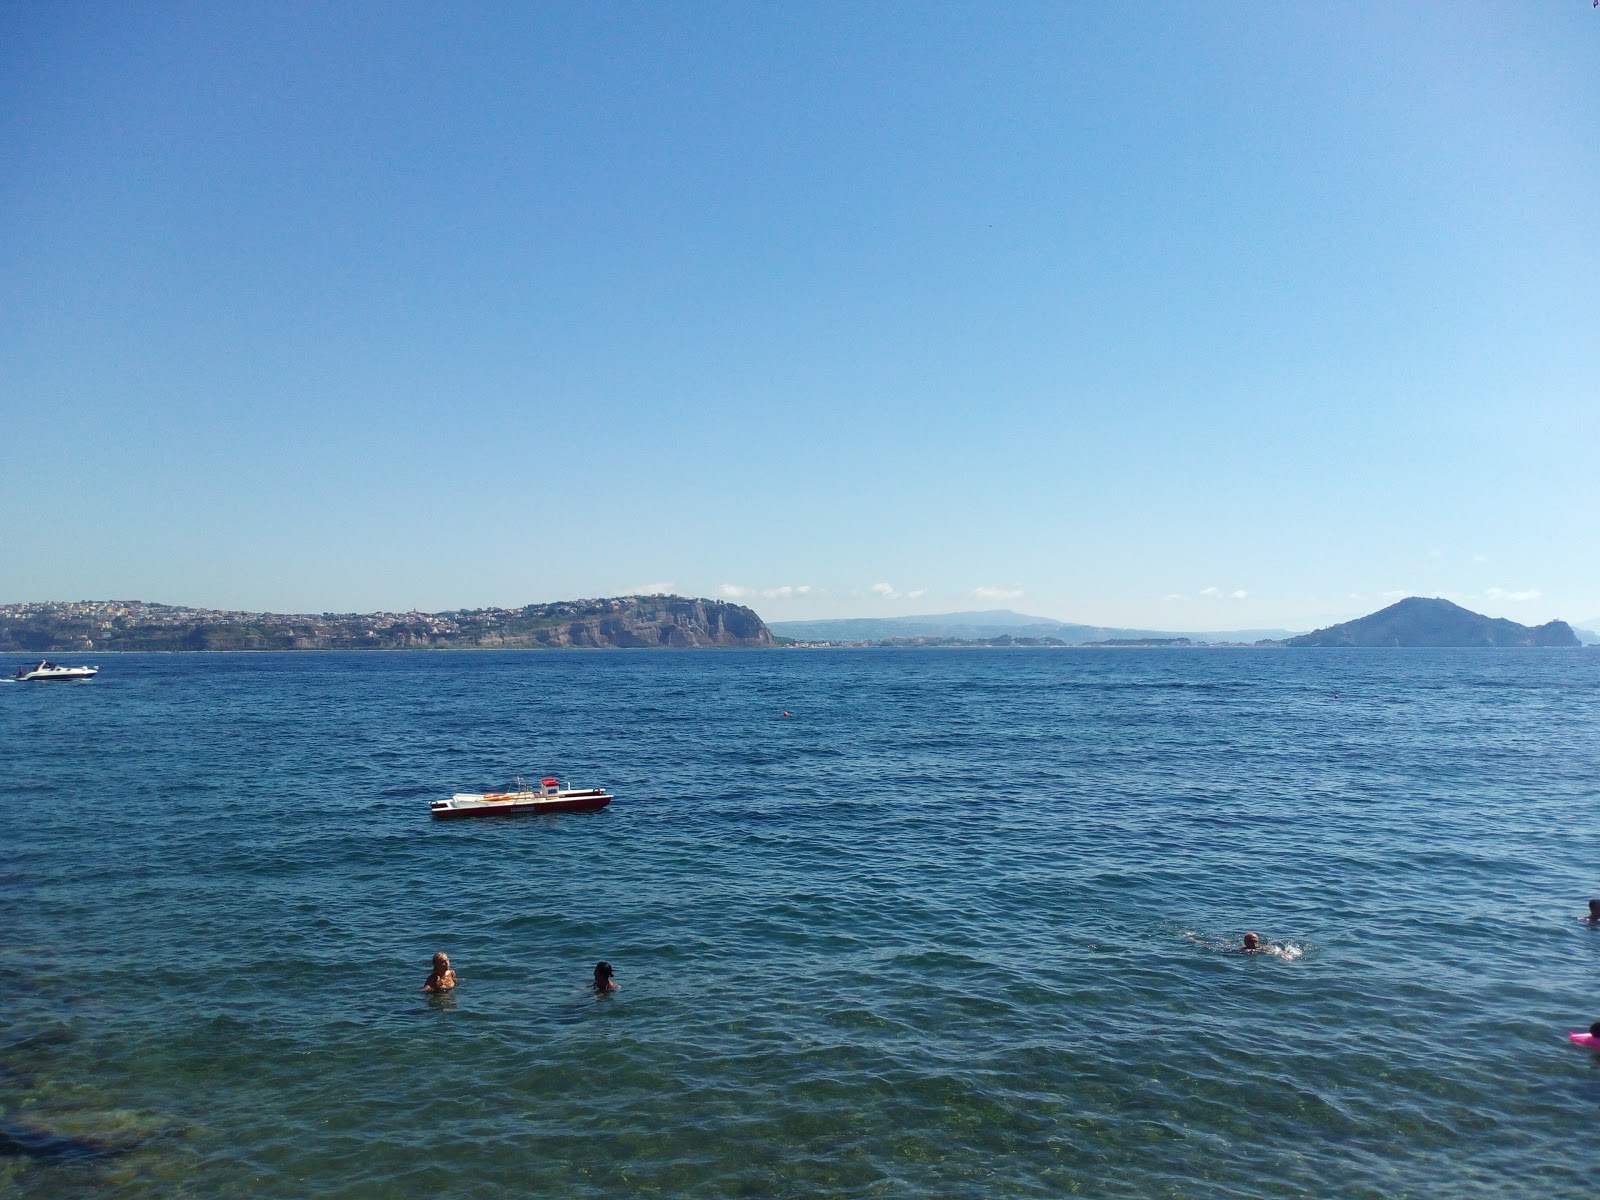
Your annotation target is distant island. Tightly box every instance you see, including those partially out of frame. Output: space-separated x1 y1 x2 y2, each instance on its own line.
0 596 774 652
1285 597 1580 648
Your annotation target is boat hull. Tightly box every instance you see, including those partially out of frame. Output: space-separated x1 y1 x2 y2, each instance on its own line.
430 789 612 819
14 666 98 682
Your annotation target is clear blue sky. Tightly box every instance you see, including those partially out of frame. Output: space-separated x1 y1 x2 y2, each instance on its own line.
4 3 1597 630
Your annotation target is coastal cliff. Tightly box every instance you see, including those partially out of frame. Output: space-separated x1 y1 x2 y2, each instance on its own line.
0 596 775 652
1285 597 1580 648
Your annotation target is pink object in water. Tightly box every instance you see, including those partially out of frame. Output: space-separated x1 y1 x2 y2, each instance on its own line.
1568 1032 1600 1049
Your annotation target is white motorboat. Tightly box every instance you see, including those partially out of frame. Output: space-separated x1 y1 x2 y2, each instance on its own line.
13 660 98 682
430 776 612 820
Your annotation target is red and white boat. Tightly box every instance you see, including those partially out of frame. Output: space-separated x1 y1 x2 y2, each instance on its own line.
430 776 612 820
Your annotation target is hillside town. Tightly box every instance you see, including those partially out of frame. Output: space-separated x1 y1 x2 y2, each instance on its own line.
0 596 772 652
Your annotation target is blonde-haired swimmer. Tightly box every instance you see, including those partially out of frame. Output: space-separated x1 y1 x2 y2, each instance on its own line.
422 952 457 992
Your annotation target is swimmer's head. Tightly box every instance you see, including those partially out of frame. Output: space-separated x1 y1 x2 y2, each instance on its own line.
1589 899 1600 920
432 952 450 971
1242 932 1260 950
1591 1021 1600 1038
594 961 614 983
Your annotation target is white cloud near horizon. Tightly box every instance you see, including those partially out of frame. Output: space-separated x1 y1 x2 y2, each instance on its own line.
972 586 1023 602
1199 586 1220 597
1230 589 1248 600
1485 586 1542 602
870 582 901 600
721 583 815 600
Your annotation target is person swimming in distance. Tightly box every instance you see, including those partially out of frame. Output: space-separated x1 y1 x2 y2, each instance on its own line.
1585 899 1600 924
421 952 457 992
593 961 619 995
1233 931 1305 959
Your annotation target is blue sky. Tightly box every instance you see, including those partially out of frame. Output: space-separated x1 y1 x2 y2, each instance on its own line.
4 3 1597 629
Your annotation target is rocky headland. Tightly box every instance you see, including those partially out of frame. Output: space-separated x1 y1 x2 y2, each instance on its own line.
0 596 775 652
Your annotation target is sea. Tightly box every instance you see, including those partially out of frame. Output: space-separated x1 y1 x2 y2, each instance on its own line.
3 647 1599 1198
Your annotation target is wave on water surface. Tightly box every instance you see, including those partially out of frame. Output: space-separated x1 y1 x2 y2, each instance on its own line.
4 648 1600 1198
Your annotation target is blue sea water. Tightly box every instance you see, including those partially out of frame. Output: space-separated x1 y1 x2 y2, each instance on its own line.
3 647 1600 1198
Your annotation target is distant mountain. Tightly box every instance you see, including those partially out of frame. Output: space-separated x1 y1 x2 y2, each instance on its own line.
900 609 1057 629
769 609 1297 645
1575 623 1600 646
1285 597 1580 648
0 596 774 651
769 613 1122 642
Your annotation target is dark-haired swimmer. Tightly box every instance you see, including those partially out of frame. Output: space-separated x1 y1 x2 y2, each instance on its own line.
422 953 457 992
1230 931 1305 960
593 961 619 994
1585 899 1600 924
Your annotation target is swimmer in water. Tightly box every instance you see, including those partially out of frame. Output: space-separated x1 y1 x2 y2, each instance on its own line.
593 961 619 994
1233 931 1303 959
1585 899 1600 924
421 952 457 992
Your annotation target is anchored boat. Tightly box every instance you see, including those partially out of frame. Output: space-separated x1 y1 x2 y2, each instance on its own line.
13 660 98 682
430 776 612 820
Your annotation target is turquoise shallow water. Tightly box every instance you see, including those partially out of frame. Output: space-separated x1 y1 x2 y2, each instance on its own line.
3 647 1600 1197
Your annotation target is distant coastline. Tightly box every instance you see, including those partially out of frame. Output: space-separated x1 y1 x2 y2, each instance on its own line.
775 598 1586 650
3 595 1588 654
776 636 1276 650
0 596 774 652
768 610 1296 646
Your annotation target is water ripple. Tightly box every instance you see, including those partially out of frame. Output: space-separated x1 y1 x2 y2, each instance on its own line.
3 648 1599 1197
